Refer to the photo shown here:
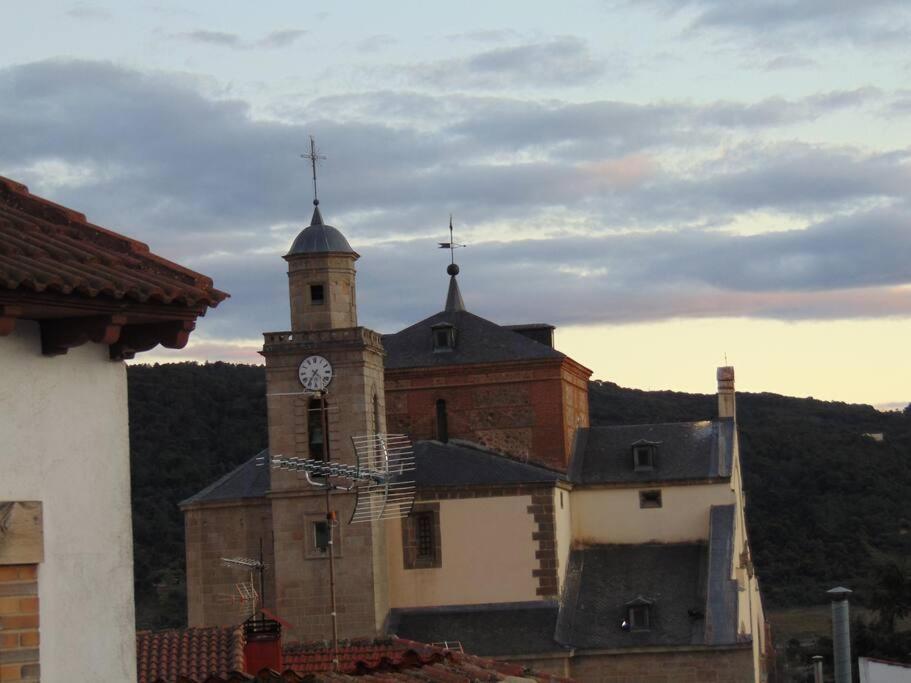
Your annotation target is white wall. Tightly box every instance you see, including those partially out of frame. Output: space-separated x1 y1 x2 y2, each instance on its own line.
0 321 137 682
859 657 911 683
554 488 572 591
386 496 539 607
571 483 736 544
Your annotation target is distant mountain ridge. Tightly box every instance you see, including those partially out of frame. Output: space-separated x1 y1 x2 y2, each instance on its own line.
127 363 911 629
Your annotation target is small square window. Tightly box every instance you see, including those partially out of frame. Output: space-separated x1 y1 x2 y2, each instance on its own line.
632 444 656 471
628 604 650 630
310 284 325 305
639 490 662 509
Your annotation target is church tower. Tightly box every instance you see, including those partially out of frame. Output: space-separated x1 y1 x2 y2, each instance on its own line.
262 193 388 640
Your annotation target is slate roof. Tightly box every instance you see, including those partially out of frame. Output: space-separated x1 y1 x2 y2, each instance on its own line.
555 544 707 650
287 205 356 256
136 625 245 683
705 505 739 645
180 450 270 507
0 175 226 309
569 420 734 485
383 309 564 370
389 602 564 657
414 439 564 488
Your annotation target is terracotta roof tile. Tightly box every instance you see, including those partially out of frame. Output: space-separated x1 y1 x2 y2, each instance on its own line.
136 626 246 683
0 175 227 309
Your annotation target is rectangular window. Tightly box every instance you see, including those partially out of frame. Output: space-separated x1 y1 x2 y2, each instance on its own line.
639 489 662 508
633 445 655 471
309 398 326 460
403 504 441 569
313 521 330 553
310 284 325 305
629 604 650 630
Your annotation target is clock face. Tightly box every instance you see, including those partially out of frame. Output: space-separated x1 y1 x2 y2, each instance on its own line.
298 355 333 391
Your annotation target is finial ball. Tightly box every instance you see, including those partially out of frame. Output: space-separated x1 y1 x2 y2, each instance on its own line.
313 199 319 206
447 263 460 276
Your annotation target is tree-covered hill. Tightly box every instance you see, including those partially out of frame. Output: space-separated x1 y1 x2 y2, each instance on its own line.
127 363 911 629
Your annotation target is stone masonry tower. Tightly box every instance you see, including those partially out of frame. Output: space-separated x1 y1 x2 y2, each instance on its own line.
262 200 388 640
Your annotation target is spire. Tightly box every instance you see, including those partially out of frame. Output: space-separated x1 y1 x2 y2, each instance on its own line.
310 204 324 226
439 215 467 312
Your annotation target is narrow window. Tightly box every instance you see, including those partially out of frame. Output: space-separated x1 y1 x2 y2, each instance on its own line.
639 489 662 509
628 604 650 631
373 393 381 436
560 491 564 509
435 399 449 443
416 512 435 559
310 284 325 305
313 521 330 553
309 398 327 460
633 444 656 471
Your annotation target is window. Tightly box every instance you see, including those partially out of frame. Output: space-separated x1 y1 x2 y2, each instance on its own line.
639 489 662 508
628 604 651 631
310 284 325 305
435 399 449 443
309 398 327 460
431 323 455 352
632 443 657 471
560 491 564 509
403 504 441 569
313 520 330 553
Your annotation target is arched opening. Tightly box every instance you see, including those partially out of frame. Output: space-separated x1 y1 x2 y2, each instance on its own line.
435 399 448 443
308 397 328 460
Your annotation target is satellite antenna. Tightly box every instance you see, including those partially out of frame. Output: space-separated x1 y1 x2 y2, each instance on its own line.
262 390 417 671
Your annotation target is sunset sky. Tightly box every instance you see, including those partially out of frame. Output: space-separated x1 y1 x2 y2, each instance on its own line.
2 1 909 407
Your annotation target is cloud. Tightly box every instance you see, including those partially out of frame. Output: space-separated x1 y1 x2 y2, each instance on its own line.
66 3 112 21
0 58 907 341
356 35 397 54
763 55 817 71
175 28 307 49
410 37 606 89
646 0 911 47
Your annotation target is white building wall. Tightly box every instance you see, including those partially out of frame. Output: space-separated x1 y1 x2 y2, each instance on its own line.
0 321 137 682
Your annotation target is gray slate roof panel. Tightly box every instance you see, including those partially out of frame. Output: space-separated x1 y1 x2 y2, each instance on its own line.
383 310 564 370
389 602 563 657
570 420 734 485
704 504 739 645
180 450 270 506
555 544 708 650
414 439 563 487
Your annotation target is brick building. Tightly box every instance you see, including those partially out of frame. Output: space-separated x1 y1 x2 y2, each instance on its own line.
182 201 770 682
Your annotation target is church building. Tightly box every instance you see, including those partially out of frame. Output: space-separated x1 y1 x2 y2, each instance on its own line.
181 197 770 683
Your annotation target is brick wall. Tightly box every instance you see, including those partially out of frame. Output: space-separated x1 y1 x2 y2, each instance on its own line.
385 358 590 472
0 564 40 682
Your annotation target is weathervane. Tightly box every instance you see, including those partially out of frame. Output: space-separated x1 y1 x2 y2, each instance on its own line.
301 135 326 206
438 214 466 266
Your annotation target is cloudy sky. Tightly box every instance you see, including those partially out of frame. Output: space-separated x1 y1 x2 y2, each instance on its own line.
2 1 909 407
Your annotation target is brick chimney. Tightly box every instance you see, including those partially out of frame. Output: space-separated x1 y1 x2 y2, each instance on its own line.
717 366 736 420
243 615 283 675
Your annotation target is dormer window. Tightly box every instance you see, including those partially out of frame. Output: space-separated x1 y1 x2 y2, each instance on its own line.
625 597 653 631
431 322 456 352
632 441 659 471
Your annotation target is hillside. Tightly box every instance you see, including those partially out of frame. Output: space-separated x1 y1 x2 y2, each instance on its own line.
127 363 911 629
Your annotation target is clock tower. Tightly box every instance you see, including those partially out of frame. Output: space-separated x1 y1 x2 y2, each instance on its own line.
261 199 389 640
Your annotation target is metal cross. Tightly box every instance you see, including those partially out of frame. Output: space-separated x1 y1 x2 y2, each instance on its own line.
438 214 465 265
301 135 326 204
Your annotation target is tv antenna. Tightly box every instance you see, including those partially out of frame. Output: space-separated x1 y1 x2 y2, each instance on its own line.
438 214 466 265
301 135 326 206
262 391 416 670
218 546 267 619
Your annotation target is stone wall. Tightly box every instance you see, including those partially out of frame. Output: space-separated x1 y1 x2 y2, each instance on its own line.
568 646 756 683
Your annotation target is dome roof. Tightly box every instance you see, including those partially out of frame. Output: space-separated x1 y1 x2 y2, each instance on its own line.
286 204 356 256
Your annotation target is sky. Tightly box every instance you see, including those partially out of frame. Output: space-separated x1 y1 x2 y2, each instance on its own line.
1 1 909 408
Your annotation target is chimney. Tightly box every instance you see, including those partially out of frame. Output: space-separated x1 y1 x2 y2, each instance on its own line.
827 587 853 683
716 366 736 420
243 614 283 675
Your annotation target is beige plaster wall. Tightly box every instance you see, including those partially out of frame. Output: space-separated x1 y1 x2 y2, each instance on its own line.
0 322 136 682
553 488 572 591
386 495 539 607
572 482 736 544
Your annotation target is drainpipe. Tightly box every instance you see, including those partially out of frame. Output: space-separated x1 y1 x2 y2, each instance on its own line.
827 587 853 683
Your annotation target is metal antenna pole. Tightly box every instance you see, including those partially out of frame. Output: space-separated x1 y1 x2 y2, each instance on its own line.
258 538 265 615
301 136 326 205
319 391 340 672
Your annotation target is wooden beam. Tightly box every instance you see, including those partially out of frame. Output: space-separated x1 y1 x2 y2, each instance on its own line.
0 305 23 336
110 320 196 360
40 314 127 356
0 501 43 565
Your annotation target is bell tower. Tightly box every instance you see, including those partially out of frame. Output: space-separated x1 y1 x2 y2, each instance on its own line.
262 148 388 641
